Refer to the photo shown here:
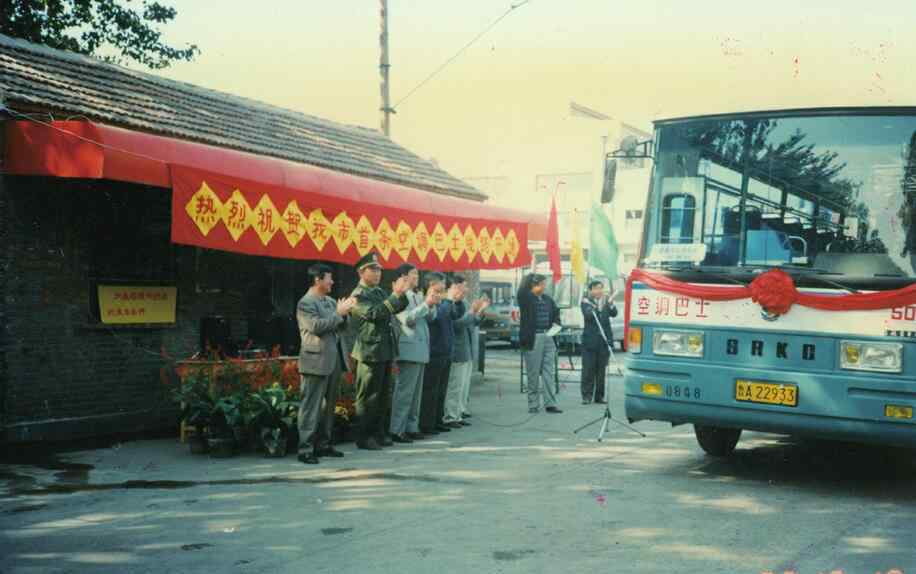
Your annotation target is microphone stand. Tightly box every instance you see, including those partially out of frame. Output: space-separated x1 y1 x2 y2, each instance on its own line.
573 299 645 441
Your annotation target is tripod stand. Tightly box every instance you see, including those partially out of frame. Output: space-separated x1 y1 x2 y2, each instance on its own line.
573 307 645 441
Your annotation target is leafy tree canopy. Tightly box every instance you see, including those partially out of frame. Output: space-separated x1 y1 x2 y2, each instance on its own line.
1 0 199 69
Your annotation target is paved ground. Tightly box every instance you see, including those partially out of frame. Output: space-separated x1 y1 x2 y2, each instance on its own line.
2 347 915 574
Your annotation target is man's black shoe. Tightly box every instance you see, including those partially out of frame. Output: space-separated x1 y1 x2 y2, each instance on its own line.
545 406 563 413
582 399 591 405
594 399 607 404
446 421 463 429
391 433 413 444
435 424 452 432
407 432 427 440
357 437 382 451
298 453 320 464
459 420 471 426
420 428 440 435
316 446 344 458
377 435 394 447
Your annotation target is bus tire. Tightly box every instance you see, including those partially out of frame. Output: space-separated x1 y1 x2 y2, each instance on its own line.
694 425 741 457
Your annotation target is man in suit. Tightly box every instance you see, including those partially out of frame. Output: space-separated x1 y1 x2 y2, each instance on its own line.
420 272 460 435
390 264 442 443
296 263 357 464
443 276 488 427
580 279 617 405
350 252 410 451
517 273 562 414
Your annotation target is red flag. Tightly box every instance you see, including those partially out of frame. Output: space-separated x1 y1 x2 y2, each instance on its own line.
546 197 562 284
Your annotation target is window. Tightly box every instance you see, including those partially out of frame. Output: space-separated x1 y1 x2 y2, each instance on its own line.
660 194 697 244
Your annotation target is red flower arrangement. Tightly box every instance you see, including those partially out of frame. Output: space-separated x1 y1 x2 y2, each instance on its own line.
748 269 798 316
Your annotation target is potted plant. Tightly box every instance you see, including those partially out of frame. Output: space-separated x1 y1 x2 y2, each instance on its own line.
249 385 297 457
172 371 214 455
284 383 302 452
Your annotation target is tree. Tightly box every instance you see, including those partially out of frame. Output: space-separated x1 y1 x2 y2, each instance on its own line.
0 0 199 69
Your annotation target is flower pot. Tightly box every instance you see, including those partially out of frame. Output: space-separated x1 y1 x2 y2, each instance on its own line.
232 426 254 452
207 437 237 458
260 427 289 458
286 426 300 452
188 433 209 455
264 439 288 458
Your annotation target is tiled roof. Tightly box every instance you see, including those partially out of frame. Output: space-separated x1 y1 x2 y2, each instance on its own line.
0 34 485 201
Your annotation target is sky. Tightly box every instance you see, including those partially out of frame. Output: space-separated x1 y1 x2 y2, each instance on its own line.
151 1 916 212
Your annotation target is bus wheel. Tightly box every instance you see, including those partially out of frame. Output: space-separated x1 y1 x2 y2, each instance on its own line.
694 425 741 457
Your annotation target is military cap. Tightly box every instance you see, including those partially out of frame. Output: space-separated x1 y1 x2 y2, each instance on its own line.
356 251 383 271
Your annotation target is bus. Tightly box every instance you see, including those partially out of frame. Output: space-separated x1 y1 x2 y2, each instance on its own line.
622 107 916 455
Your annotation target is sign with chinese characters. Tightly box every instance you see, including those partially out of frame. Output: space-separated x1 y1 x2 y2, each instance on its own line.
645 242 707 263
98 286 177 324
170 166 530 270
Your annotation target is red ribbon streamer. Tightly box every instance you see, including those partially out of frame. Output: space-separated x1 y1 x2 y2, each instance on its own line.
629 268 916 313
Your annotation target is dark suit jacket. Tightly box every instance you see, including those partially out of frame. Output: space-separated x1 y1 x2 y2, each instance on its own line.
516 288 560 351
581 297 617 352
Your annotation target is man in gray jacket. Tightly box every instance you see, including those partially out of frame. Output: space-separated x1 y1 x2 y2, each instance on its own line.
390 264 442 443
443 276 488 427
296 263 356 465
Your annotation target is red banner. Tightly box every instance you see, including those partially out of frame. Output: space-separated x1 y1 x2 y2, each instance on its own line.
170 166 531 270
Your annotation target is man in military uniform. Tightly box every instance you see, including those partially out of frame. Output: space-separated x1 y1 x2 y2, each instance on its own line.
349 252 410 450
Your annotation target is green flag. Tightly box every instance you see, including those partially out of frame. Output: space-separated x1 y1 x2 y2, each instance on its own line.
588 203 619 279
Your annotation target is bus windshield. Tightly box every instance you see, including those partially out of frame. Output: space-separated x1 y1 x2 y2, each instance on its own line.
643 111 916 283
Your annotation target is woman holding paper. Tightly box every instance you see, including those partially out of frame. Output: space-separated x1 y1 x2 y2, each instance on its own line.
516 273 563 414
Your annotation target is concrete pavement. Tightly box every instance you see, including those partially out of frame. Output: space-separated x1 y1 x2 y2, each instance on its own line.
2 348 915 574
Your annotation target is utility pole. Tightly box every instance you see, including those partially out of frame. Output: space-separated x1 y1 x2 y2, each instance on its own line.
379 0 392 137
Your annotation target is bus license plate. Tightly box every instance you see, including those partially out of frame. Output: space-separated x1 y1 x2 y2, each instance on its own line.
735 380 798 407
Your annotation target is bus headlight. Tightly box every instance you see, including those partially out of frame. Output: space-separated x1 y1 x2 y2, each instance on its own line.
652 330 704 358
840 340 902 373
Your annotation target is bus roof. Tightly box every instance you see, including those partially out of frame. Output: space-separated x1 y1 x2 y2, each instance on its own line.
653 106 916 127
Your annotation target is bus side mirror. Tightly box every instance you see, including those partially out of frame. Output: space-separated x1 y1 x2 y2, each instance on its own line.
601 159 617 204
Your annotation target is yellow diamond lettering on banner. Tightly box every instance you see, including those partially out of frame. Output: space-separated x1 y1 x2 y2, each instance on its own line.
394 221 414 261
375 218 395 260
185 181 223 236
330 211 355 254
354 215 376 257
431 222 449 262
492 228 506 263
413 221 431 262
220 189 251 241
505 229 520 263
478 227 493 263
463 225 479 263
280 200 307 247
447 224 464 262
307 208 332 251
252 194 281 246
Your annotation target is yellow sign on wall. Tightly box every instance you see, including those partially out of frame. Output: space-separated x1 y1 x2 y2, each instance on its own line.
99 286 177 324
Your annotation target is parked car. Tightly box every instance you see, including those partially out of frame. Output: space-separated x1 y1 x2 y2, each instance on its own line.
481 297 518 344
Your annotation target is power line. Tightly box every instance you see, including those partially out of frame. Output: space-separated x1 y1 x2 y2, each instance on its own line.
392 0 532 111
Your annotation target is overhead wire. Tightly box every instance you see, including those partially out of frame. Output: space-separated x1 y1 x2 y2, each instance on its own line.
392 0 532 111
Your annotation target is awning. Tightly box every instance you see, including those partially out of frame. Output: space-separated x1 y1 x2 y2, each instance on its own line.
4 120 545 269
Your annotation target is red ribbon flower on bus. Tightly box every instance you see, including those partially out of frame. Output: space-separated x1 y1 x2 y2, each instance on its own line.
749 269 798 317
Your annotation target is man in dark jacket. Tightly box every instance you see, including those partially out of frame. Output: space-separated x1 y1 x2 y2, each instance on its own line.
580 279 617 405
517 273 562 414
420 272 462 434
349 252 409 451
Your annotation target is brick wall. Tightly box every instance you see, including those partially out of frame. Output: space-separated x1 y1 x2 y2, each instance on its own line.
0 176 354 443
1 174 485 443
